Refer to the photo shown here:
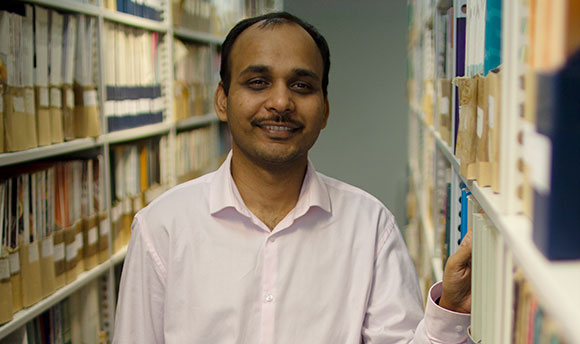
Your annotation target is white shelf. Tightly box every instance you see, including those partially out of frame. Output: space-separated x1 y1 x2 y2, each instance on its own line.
466 181 580 344
22 0 102 17
102 8 167 32
0 259 112 340
111 245 129 266
99 122 173 145
0 138 100 167
173 27 224 44
414 107 580 344
175 113 220 131
22 0 168 33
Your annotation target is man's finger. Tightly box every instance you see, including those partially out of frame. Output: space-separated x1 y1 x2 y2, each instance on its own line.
454 229 473 263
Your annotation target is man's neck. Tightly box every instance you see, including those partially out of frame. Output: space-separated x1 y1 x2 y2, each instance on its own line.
230 152 307 231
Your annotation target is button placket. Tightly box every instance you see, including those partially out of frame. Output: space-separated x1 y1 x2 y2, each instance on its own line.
259 235 278 344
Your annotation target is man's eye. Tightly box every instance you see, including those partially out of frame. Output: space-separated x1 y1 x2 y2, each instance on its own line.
291 82 313 92
247 79 268 89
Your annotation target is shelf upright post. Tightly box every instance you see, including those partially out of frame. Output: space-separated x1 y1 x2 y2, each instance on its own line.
96 2 118 338
165 0 178 189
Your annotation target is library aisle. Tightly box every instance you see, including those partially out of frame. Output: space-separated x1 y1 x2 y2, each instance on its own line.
0 0 276 342
1 0 580 343
406 0 580 343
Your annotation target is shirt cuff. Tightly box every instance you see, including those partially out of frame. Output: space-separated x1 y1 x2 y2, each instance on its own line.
424 281 471 343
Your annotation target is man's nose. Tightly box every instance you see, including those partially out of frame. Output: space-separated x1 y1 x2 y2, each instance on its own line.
265 83 295 114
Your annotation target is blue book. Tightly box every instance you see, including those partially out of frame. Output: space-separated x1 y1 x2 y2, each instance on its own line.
460 183 471 243
532 48 580 260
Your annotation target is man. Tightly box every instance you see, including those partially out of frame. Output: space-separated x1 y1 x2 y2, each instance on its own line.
113 12 472 343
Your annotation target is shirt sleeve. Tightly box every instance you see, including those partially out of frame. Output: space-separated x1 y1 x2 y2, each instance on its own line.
112 215 167 344
361 220 470 344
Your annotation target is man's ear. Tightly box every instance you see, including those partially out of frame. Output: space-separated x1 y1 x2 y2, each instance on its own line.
321 97 330 129
214 82 228 122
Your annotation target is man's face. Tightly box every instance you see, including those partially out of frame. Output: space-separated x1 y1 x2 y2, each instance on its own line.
215 22 329 168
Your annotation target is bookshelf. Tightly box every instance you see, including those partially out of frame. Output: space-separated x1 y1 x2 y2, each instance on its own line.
407 0 580 343
0 0 279 341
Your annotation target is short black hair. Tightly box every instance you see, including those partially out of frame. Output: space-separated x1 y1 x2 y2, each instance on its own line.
219 12 330 97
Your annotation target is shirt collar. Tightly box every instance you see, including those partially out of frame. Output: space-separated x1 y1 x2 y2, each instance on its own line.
208 151 332 218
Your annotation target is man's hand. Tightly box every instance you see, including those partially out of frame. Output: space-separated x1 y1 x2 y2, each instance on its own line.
439 230 472 314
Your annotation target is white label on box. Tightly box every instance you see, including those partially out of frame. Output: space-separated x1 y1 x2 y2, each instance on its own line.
83 90 97 107
113 204 121 223
42 238 54 258
0 259 10 279
476 107 484 138
9 253 20 274
488 95 495 129
124 197 132 214
100 219 110 235
76 232 83 251
440 96 449 115
40 87 50 107
66 243 77 262
50 88 62 108
13 96 25 113
66 88 74 109
88 226 98 245
525 130 552 195
25 89 35 114
54 243 65 262
28 243 40 263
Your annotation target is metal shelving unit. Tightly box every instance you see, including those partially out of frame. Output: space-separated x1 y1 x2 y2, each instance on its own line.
408 0 580 342
0 0 267 339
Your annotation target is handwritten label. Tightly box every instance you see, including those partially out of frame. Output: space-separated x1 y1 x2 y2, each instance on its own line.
66 88 74 109
13 96 25 113
66 243 77 262
42 238 54 258
9 252 20 274
0 259 10 279
488 96 495 129
84 90 97 107
440 96 449 115
40 87 50 107
476 107 484 138
54 243 65 262
88 227 98 245
28 242 40 263
76 232 83 252
50 88 62 108
100 218 110 235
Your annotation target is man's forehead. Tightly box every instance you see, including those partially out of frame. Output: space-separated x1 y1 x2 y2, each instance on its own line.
230 21 322 72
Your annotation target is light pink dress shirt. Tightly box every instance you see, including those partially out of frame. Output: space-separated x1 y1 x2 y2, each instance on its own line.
113 153 470 343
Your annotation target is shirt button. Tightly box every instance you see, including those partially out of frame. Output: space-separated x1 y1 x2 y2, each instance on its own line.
265 294 274 303
268 237 275 243
455 325 463 332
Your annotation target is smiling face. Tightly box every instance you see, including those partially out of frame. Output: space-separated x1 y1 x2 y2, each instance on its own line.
215 22 329 170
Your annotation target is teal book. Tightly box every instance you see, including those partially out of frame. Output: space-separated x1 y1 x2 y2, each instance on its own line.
484 0 501 75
